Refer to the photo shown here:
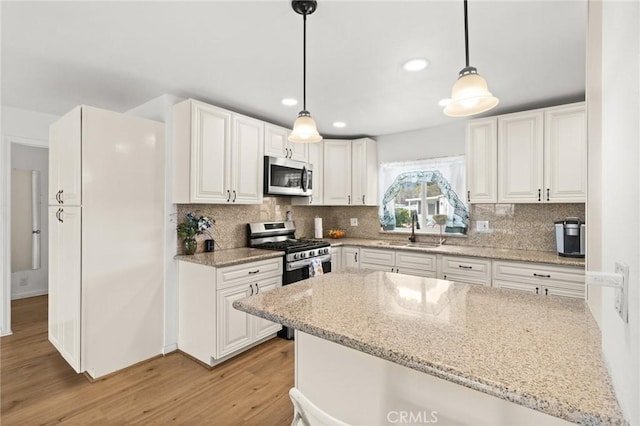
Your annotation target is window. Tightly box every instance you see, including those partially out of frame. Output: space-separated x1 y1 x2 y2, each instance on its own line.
379 156 469 234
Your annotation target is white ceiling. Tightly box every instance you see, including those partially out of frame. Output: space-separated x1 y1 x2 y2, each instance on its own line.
1 1 587 138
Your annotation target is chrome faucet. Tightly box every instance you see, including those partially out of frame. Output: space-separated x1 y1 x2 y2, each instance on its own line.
408 211 418 242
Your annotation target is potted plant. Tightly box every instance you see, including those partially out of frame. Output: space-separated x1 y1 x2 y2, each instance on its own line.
177 213 215 255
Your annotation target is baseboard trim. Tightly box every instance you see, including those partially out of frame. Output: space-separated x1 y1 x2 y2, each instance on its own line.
163 343 178 355
11 289 48 300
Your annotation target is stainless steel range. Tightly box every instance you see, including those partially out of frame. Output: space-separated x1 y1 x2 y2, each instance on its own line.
248 221 331 339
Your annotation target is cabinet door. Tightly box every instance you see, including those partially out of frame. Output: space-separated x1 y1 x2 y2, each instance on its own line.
395 251 437 273
48 206 82 373
231 115 264 204
191 102 232 203
351 138 378 206
288 136 308 162
498 111 544 203
49 106 81 206
307 141 324 205
544 104 586 202
217 285 254 358
466 118 497 203
253 276 283 340
323 140 352 205
330 247 342 272
264 124 288 158
342 247 359 268
359 248 395 267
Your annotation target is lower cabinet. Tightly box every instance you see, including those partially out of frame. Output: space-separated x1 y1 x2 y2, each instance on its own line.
342 246 360 268
178 257 283 367
359 248 437 278
492 260 584 298
440 255 492 286
331 246 343 272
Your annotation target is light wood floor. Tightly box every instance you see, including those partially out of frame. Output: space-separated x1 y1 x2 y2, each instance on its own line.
1 295 295 425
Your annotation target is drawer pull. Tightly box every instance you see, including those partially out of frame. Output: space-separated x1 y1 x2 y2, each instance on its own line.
533 273 551 278
250 284 254 296
458 265 473 270
248 270 260 275
538 188 541 202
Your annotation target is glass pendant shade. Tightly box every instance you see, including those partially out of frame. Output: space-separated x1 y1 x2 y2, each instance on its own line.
444 71 499 117
289 111 322 143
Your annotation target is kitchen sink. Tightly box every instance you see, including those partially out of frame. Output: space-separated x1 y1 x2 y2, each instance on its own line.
376 241 442 248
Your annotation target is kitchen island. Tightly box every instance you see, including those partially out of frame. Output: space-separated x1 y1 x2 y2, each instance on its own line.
233 270 625 425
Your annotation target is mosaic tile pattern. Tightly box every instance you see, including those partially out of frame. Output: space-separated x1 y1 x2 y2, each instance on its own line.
234 270 626 426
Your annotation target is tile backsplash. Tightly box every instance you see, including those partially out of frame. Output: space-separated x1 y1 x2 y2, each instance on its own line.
176 199 584 254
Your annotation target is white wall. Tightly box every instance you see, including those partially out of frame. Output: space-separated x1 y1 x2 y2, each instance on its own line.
126 94 183 354
10 144 49 299
587 0 640 423
1 106 58 335
376 122 466 163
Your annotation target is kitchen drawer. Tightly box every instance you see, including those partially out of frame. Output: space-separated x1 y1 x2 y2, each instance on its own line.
395 268 437 278
442 273 491 287
359 248 395 267
216 257 283 290
395 251 437 272
492 260 584 298
441 255 492 278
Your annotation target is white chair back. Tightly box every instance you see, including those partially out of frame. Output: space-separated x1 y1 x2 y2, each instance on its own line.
289 388 349 426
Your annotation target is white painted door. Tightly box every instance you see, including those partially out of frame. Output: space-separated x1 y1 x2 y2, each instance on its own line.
48 206 82 373
231 115 264 204
217 285 253 358
351 138 378 206
264 123 288 158
49 106 81 206
466 118 498 203
342 247 359 268
323 140 352 205
253 276 283 339
191 102 232 203
498 111 544 203
544 104 587 202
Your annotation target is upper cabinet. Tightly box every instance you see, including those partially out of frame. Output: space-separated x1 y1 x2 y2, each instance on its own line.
466 117 497 203
264 123 307 162
467 102 586 204
291 140 324 206
49 106 82 206
173 99 264 204
323 138 378 206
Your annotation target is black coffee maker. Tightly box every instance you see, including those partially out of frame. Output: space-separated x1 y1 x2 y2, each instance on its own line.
554 218 585 258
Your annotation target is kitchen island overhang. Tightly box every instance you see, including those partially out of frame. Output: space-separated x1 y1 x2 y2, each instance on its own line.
233 270 626 425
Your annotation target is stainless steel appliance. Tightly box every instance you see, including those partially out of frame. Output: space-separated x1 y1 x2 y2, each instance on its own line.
248 221 331 339
554 217 585 258
263 156 313 197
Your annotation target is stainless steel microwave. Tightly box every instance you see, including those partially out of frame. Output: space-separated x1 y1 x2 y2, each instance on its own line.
264 156 313 197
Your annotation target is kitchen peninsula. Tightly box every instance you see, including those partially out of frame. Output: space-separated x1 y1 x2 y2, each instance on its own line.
233 270 625 425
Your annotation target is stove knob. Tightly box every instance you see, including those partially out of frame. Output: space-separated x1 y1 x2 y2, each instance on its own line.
294 254 299 260
309 250 315 257
322 248 328 254
301 252 306 258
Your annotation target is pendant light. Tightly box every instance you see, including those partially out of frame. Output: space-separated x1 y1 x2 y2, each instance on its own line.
289 0 322 143
443 0 499 117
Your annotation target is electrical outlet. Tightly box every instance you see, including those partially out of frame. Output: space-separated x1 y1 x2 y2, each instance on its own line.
476 220 489 232
350 218 358 226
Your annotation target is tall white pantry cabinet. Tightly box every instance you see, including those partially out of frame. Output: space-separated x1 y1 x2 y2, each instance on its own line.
48 106 165 379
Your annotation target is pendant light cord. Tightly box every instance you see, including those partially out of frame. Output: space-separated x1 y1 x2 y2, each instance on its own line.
302 13 307 111
464 0 470 68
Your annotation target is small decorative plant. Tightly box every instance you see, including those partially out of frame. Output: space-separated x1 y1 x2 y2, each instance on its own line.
177 213 214 254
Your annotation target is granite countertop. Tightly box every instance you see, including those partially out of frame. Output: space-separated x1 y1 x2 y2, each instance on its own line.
326 237 585 267
175 247 283 267
234 270 625 425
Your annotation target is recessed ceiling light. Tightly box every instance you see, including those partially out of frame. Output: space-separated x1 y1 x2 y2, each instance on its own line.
402 58 429 72
438 98 452 107
281 98 298 106
332 121 346 128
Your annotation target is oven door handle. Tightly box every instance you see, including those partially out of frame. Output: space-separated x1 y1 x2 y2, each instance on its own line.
286 254 332 271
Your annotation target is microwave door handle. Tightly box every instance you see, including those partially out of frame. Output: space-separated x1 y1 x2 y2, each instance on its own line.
301 166 308 192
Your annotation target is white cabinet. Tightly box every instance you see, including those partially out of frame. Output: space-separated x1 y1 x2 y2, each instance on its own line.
324 139 352 205
48 205 82 372
330 246 343 272
49 106 81 206
466 118 497 203
440 255 492 286
359 248 437 278
264 123 307 161
292 140 324 206
351 138 378 206
48 106 165 379
543 104 587 202
323 138 377 206
492 260 584 298
178 257 283 366
497 102 586 203
498 110 545 203
342 247 360 268
173 99 264 204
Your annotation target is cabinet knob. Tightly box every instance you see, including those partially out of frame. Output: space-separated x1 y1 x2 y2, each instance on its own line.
535 287 539 294
444 274 447 280
545 288 549 296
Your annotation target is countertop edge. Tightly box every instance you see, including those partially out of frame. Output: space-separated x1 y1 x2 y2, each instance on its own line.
174 249 284 267
233 300 626 426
